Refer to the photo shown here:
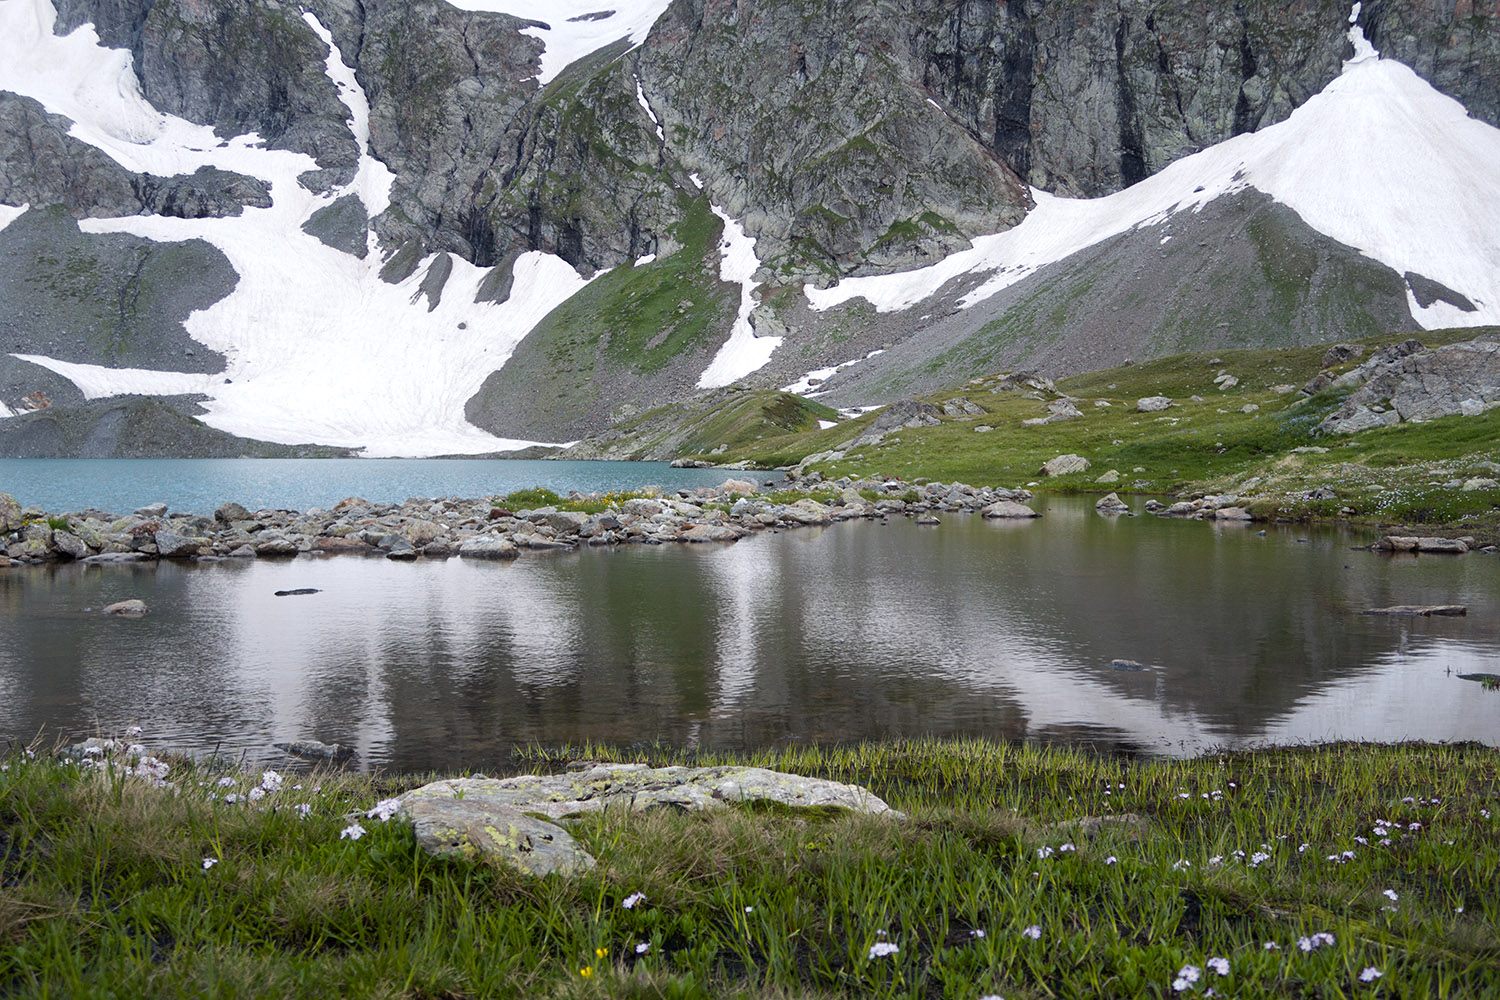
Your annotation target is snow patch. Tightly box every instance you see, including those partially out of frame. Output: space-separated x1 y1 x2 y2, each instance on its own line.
302 13 395 219
697 203 780 388
445 0 672 86
807 35 1500 331
781 349 886 395
817 419 838 430
633 253 656 267
0 203 27 233
635 75 664 141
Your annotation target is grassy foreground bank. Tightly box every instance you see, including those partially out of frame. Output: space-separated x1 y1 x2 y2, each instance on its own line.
2 739 1497 999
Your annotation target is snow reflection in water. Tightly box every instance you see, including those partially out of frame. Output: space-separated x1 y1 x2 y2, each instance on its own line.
2 498 1497 770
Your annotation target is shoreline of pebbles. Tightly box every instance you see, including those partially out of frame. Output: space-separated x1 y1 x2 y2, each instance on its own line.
0 478 1041 568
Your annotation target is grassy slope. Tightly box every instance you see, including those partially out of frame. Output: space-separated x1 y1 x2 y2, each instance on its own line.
668 329 1500 535
466 194 737 439
2 740 1496 998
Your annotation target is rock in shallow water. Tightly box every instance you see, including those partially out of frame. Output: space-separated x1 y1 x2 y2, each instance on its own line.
102 599 148 616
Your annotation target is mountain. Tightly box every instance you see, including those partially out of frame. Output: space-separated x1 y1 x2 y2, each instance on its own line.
0 0 1496 458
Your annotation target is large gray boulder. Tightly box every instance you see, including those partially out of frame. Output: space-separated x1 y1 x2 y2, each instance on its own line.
400 796 596 876
459 535 519 560
1318 338 1500 434
1040 454 1090 477
981 500 1041 519
400 763 902 823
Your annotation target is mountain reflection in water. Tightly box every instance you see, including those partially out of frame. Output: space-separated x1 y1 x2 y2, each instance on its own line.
2 498 1497 771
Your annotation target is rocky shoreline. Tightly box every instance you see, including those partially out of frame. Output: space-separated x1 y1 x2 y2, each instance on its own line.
0 478 1045 568
5 472 1494 569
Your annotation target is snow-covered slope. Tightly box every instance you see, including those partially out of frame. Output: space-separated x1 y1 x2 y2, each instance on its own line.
807 17 1500 333
0 0 596 456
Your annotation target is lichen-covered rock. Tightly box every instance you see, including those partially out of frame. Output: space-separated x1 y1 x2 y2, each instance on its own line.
1136 396 1173 412
401 796 596 876
401 764 902 823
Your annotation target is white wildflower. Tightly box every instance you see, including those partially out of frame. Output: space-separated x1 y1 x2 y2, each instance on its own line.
1021 925 1041 940
868 942 899 959
635 942 650 955
340 822 366 840
1359 967 1383 982
622 892 647 909
1207 957 1229 976
366 797 402 822
1383 889 1399 902
202 858 218 870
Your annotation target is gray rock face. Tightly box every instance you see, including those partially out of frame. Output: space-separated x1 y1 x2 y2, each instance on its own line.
0 94 271 220
1317 338 1500 434
131 0 358 187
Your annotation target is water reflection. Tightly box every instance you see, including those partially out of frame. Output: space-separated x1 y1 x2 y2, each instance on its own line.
2 498 1497 769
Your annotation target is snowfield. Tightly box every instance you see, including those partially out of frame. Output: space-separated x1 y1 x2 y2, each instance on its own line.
807 19 1500 332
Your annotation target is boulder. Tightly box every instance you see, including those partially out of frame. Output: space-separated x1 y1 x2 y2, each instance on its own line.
401 796 596 876
1318 338 1500 434
0 492 20 533
681 524 743 542
400 764 901 823
1416 537 1469 554
1321 343 1365 369
1094 493 1130 512
82 552 150 564
134 503 168 518
404 520 444 545
215 501 251 523
102 599 148 616
155 530 205 559
1212 507 1253 521
254 534 299 556
540 510 588 534
1109 659 1149 671
312 537 372 553
1040 454 1090 477
1375 536 1420 552
981 500 1041 519
718 478 756 495
52 530 90 559
459 536 519 560
1136 396 1172 412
